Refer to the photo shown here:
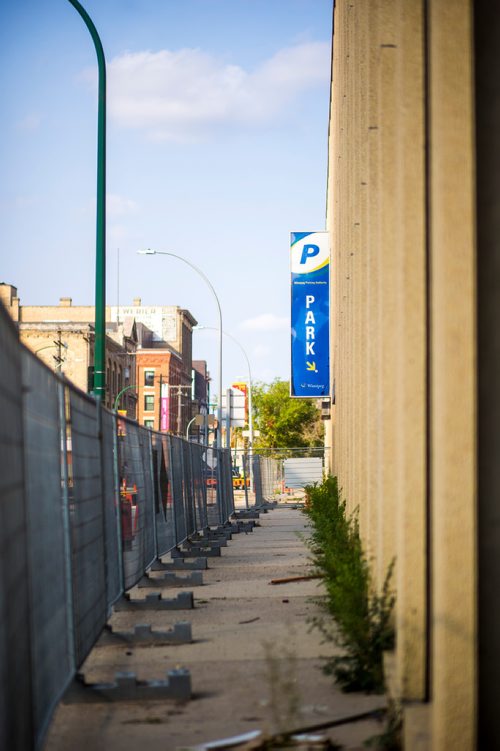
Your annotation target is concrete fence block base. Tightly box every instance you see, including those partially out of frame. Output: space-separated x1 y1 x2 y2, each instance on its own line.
187 537 227 548
98 621 193 645
64 669 192 703
113 591 194 611
138 571 203 588
172 545 222 558
151 556 208 571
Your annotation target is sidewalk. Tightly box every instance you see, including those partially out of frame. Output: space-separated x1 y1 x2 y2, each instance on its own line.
44 504 385 750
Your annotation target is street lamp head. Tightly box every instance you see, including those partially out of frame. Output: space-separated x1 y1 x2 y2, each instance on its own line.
136 246 224 448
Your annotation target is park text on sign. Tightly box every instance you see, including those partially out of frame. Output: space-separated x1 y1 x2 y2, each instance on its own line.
290 231 330 398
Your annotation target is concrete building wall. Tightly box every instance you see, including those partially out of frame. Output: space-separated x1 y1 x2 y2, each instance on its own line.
428 3 476 748
475 2 500 744
327 1 480 747
19 327 91 393
19 323 138 417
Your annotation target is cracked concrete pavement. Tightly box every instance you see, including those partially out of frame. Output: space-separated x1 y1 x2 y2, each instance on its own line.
43 503 385 750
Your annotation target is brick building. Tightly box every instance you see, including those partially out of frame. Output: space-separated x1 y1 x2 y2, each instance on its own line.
112 298 197 435
0 284 200 433
136 348 183 432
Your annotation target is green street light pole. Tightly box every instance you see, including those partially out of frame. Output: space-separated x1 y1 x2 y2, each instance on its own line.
68 0 106 400
113 384 136 412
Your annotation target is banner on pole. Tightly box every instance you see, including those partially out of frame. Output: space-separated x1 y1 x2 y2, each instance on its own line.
160 382 170 431
290 231 330 398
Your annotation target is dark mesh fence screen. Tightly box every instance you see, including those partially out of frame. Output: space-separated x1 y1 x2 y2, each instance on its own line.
118 419 155 589
170 437 187 543
101 408 122 607
67 389 107 666
22 352 74 746
0 302 241 749
152 434 176 556
0 308 33 751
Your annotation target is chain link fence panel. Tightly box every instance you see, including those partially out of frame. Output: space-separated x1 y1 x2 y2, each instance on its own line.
170 436 187 543
151 434 177 557
101 408 122 607
117 418 155 590
190 442 208 531
243 447 330 506
67 389 108 667
0 302 247 750
22 352 75 747
0 308 33 751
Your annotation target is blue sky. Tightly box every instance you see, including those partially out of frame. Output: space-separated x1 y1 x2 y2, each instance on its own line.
0 0 332 390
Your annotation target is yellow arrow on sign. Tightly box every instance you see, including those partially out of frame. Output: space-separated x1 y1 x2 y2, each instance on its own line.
306 361 316 371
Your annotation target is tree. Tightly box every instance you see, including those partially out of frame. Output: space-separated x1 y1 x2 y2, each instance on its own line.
252 379 324 449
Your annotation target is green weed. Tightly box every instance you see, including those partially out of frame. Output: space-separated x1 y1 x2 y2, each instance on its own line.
364 701 402 749
262 637 301 736
303 477 395 693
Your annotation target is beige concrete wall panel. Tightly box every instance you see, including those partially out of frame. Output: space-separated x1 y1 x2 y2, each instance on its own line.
354 0 369 539
366 0 383 561
330 0 347 484
393 0 427 703
344 0 355 510
428 1 477 748
337 0 349 500
375 0 399 587
348 0 362 520
327 28 337 474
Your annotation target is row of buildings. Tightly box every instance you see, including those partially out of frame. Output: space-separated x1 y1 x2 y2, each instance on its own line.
0 282 211 439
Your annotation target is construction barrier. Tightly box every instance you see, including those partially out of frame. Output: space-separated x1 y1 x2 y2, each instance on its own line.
0 304 234 751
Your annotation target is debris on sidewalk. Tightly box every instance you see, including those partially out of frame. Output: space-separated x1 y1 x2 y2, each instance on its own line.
268 575 322 585
181 708 387 751
181 727 340 750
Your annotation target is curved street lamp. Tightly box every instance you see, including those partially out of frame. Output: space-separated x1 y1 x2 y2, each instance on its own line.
68 0 106 401
137 249 223 448
113 383 136 412
194 325 254 451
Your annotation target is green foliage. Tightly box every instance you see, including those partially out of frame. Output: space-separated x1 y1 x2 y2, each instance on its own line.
303 476 395 693
252 379 324 449
262 637 301 736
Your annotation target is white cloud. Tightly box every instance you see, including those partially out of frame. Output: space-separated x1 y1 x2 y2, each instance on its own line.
107 193 138 218
86 42 329 141
240 313 289 331
107 224 130 243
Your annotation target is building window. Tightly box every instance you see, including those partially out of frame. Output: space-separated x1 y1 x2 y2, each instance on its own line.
144 419 154 429
144 394 155 412
144 370 155 386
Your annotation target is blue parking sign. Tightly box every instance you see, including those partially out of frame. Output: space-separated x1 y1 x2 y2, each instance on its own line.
290 232 330 398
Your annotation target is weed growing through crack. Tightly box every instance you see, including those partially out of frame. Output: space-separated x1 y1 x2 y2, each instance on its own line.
302 476 396 693
365 701 403 750
262 636 302 738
